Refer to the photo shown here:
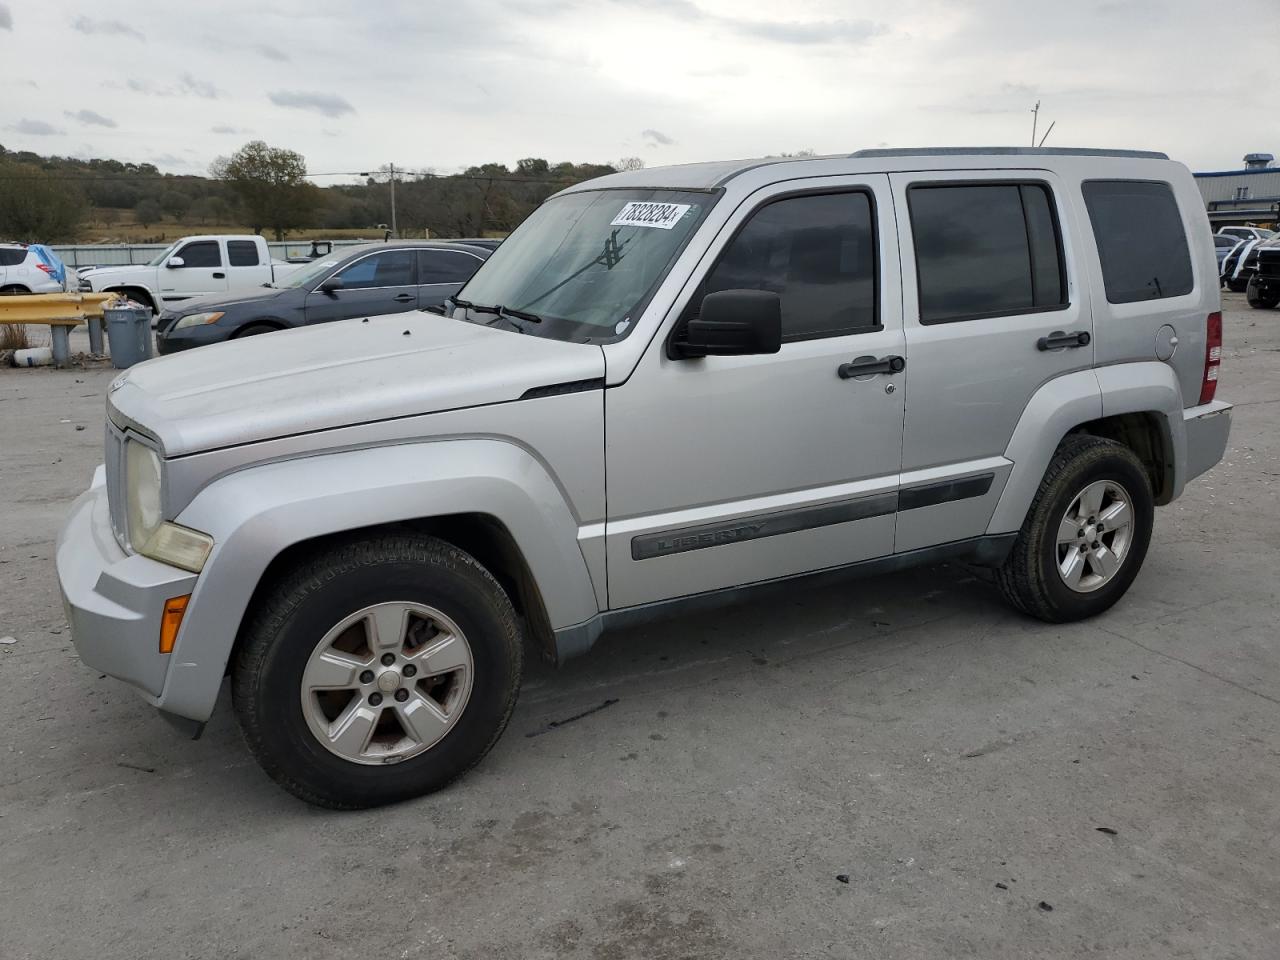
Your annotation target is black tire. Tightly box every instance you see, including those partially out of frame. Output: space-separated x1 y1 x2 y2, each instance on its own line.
0 285 31 295
1225 277 1249 293
1246 280 1279 310
110 287 157 313
232 534 523 809
996 434 1153 623
233 322 284 338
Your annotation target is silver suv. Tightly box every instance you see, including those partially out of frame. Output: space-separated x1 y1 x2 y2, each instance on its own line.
57 148 1233 807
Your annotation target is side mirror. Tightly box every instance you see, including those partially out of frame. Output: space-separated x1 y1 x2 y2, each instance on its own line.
671 289 782 359
318 276 343 295
166 256 185 269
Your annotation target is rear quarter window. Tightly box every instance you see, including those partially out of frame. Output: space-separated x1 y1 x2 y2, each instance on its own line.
0 248 27 267
1082 180 1194 304
227 240 260 266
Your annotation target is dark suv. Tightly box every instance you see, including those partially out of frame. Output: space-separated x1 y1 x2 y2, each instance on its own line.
155 241 490 353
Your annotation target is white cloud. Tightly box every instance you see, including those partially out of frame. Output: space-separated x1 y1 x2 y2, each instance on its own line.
11 118 63 135
65 109 117 128
268 90 356 118
71 16 144 40
0 0 1272 174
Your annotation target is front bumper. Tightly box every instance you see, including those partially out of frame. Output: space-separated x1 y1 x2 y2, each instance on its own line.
56 470 198 704
1183 400 1232 484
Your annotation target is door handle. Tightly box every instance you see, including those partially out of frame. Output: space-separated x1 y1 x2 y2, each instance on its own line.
212 272 225 279
392 293 415 303
1036 329 1090 351
838 354 906 379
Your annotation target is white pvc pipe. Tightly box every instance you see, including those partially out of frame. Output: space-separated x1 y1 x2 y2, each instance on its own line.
12 346 53 367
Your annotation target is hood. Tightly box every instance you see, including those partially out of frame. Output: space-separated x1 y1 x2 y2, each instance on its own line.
108 313 605 457
83 264 153 283
163 287 291 315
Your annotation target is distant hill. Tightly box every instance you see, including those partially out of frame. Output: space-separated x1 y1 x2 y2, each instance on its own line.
0 142 624 243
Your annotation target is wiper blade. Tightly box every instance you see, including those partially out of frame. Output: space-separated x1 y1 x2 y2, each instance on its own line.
446 295 499 315
497 304 542 324
422 303 447 315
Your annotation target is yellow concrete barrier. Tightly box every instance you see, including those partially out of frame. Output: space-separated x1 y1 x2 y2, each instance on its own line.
0 292 122 365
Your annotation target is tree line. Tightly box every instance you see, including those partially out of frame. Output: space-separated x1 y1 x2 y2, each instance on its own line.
0 141 636 243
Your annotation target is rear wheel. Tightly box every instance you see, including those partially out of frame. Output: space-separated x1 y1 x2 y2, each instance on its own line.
996 435 1153 622
233 534 523 808
0 285 31 295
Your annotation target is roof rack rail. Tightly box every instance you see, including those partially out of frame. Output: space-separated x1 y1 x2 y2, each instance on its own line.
849 146 1169 160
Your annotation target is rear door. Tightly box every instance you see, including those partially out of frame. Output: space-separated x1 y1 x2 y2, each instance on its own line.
416 248 485 309
889 170 1093 552
159 239 229 304
303 249 419 324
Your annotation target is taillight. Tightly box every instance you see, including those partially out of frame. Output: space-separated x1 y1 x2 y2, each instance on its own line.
36 263 54 275
1199 311 1222 405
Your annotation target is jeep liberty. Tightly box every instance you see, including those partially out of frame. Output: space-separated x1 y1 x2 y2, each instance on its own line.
57 147 1233 807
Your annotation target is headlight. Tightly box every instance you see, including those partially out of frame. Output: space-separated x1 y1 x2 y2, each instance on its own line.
125 440 213 572
172 311 224 330
125 440 163 549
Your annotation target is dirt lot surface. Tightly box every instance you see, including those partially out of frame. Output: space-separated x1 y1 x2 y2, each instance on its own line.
2 296 1277 959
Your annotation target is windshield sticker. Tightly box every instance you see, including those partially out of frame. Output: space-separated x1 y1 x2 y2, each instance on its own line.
611 201 693 230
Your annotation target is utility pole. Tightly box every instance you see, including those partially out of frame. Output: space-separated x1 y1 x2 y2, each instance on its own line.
389 162 397 239
359 163 399 238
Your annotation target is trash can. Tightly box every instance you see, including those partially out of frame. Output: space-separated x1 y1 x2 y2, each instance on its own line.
104 303 153 369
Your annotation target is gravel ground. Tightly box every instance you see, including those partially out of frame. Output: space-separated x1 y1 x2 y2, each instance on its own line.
1 295 1277 959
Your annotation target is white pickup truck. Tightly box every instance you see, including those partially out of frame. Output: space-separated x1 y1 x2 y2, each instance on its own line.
78 235 301 312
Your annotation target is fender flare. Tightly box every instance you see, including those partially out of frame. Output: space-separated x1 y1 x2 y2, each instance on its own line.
157 439 599 721
986 364 1185 535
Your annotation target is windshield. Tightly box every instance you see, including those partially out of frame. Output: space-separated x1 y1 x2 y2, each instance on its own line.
276 253 356 289
453 188 714 342
146 242 180 267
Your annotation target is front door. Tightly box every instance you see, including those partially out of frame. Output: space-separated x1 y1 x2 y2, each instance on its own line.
304 249 419 324
605 177 906 609
888 170 1095 552
159 239 229 304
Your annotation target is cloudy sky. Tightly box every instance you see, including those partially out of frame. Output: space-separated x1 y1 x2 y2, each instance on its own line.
1 0 1276 182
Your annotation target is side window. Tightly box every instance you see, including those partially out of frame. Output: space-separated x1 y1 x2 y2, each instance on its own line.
176 241 222 269
227 240 260 267
0 248 27 267
908 183 1066 324
1082 180 1194 303
418 250 482 284
693 191 878 341
335 251 416 290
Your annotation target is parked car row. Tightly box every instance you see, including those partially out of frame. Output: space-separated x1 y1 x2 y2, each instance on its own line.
154 240 492 353
1216 227 1280 308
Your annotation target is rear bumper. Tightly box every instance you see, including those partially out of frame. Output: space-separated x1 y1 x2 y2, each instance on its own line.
56 471 198 705
1183 400 1232 483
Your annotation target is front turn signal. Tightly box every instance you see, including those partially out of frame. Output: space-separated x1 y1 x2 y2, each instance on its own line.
160 595 190 654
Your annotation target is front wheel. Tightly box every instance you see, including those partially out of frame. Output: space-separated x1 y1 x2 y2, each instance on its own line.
996 435 1154 622
233 534 523 808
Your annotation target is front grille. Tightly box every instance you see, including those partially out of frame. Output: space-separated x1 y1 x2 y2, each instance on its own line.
104 421 128 550
1256 250 1280 280
78 278 92 292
